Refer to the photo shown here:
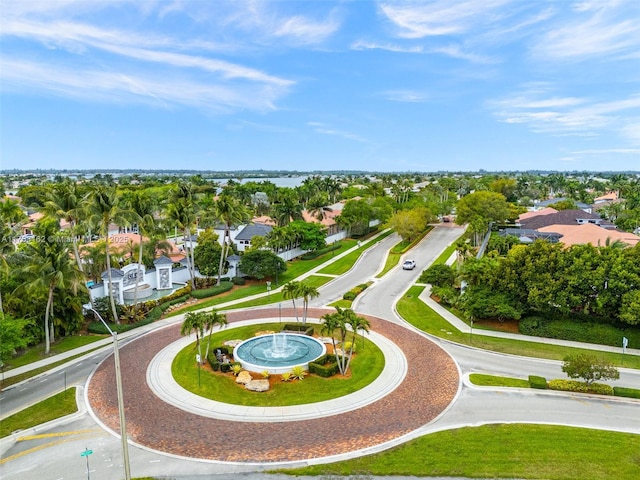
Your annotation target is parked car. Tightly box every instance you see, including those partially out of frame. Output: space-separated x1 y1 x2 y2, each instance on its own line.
402 259 416 270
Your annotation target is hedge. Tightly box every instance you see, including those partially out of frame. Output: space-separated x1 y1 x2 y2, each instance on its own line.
613 386 640 399
88 317 153 334
343 283 369 301
309 354 340 377
548 379 613 395
528 375 547 389
190 281 234 299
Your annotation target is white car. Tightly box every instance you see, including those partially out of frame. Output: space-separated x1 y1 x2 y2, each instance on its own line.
402 260 416 270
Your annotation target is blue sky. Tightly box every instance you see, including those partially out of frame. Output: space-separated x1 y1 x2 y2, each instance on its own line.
1 0 639 173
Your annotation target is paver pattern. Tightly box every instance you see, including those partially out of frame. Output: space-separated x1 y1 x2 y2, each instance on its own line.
87 307 459 462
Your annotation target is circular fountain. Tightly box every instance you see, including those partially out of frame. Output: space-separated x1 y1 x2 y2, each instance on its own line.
233 333 326 374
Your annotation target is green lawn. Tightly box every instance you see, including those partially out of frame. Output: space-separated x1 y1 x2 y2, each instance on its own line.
172 323 384 406
469 373 530 388
0 388 77 438
3 334 107 371
398 286 640 369
280 424 640 479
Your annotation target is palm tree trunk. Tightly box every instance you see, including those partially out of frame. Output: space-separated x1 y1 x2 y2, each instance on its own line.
105 235 120 324
216 227 228 286
133 233 144 311
183 227 195 290
44 287 53 354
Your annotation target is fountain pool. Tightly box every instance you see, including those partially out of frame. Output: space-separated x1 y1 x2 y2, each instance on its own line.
233 333 326 374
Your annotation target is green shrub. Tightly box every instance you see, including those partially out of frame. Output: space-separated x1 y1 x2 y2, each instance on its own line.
548 379 613 395
190 281 233 299
208 358 220 371
290 365 307 380
232 276 246 285
528 375 548 389
220 362 235 373
613 386 640 399
309 354 339 377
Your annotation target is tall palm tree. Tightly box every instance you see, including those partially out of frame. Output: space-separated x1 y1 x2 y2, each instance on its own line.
298 281 319 325
203 310 227 360
212 195 249 285
166 183 197 289
273 190 303 227
0 198 26 227
21 225 86 354
282 280 301 323
42 180 86 272
180 311 206 364
86 185 137 324
125 191 158 309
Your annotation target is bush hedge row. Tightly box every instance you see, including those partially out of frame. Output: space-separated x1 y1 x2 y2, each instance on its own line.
613 386 640 399
300 244 342 260
548 379 613 395
190 281 234 299
528 375 547 389
343 283 370 301
309 354 340 377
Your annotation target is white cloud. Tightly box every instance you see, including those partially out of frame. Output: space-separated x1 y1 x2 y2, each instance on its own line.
350 40 423 53
1 58 286 113
532 2 640 60
429 44 495 63
381 90 429 103
379 0 513 38
573 148 640 154
306 122 367 143
490 89 640 139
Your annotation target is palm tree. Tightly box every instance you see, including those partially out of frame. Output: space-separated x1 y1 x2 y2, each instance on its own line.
203 310 227 360
212 195 249 285
298 281 319 326
273 190 303 226
320 308 348 375
180 311 206 364
0 198 26 227
282 280 301 323
166 183 198 289
125 191 158 309
344 311 370 370
21 225 86 354
42 180 86 272
86 185 137 324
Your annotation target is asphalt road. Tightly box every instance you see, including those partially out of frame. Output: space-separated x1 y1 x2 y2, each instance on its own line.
2 225 639 480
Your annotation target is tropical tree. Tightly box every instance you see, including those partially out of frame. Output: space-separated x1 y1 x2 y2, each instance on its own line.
320 307 366 375
298 281 319 325
124 190 158 309
166 183 198 290
86 185 137 324
282 280 301 322
238 249 286 280
203 310 227 360
180 311 206 365
21 223 86 353
42 180 86 275
273 189 303 226
212 195 249 285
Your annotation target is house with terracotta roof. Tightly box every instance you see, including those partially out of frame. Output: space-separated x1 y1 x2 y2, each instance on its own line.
537 223 639 248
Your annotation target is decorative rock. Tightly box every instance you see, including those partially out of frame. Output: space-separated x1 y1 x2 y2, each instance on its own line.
245 379 270 392
236 371 252 385
317 336 334 344
224 339 243 347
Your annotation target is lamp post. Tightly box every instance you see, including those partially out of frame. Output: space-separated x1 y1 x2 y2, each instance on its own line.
89 308 131 480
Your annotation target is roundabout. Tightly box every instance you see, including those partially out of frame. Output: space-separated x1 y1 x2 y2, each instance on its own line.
87 307 460 463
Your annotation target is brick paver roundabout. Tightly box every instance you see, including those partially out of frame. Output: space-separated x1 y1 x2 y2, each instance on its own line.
87 307 459 463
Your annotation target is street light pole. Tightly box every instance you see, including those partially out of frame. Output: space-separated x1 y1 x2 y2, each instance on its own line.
89 308 132 480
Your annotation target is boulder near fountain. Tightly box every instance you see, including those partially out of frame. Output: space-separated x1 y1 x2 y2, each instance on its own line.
233 333 326 374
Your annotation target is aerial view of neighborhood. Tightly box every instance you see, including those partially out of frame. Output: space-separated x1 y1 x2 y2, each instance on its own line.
2 1 640 479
